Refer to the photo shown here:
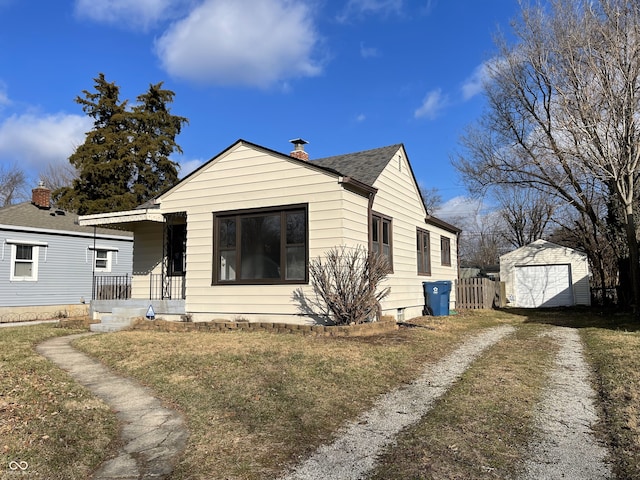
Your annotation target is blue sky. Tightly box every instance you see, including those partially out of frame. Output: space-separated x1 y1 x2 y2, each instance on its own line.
0 0 521 216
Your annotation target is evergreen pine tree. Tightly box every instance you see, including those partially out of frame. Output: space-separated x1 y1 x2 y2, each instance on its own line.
130 82 187 205
55 74 187 214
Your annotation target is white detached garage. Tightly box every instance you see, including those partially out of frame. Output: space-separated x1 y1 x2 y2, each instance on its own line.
500 240 591 308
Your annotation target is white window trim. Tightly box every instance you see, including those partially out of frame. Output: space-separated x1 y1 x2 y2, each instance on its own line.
87 245 119 272
3 239 48 258
9 243 41 282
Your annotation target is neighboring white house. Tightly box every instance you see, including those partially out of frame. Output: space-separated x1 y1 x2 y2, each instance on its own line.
500 239 591 308
0 183 133 321
79 139 460 324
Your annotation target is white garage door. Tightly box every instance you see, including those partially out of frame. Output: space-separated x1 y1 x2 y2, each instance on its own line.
515 264 574 308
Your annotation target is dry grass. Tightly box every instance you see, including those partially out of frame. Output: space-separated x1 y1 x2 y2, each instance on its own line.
582 326 640 479
5 309 638 480
74 311 513 480
369 323 557 479
516 307 640 479
0 325 118 480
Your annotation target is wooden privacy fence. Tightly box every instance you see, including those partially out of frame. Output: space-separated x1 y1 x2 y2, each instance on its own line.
456 278 504 310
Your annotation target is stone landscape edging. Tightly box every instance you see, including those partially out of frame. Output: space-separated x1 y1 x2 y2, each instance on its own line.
58 316 398 336
130 317 398 336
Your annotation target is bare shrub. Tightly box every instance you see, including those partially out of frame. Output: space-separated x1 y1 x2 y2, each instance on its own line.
297 245 391 325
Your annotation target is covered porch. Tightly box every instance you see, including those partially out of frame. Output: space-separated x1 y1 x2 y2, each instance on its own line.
79 207 188 323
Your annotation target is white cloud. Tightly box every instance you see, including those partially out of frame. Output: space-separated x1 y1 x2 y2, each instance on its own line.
360 42 379 58
414 88 448 119
434 196 482 222
355 113 366 122
177 158 204 178
433 196 494 234
74 0 187 30
461 62 489 100
155 0 323 88
461 57 506 101
0 86 10 108
337 0 403 22
0 113 91 172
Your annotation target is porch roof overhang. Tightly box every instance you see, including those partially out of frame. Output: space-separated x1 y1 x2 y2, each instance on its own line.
78 208 164 230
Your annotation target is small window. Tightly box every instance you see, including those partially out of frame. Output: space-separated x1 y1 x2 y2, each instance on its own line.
441 236 451 266
417 228 431 276
94 249 112 272
10 244 39 281
371 212 393 269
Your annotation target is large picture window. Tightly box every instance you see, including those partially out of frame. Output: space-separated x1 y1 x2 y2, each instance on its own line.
417 228 431 276
371 212 393 269
214 205 308 284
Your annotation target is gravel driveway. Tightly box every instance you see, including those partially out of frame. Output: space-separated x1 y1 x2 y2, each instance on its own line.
279 325 516 480
280 324 612 480
519 327 612 479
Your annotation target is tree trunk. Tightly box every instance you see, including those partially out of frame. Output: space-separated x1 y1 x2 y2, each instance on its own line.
624 208 640 314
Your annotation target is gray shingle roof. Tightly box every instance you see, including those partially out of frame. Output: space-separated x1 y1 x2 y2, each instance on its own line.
0 202 132 237
312 144 403 186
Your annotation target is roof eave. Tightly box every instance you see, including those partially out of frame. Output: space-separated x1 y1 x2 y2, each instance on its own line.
425 214 461 234
340 176 378 197
78 208 164 227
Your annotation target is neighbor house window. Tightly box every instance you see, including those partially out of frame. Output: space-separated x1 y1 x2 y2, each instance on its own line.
213 205 308 284
441 236 451 266
10 243 40 281
94 249 111 272
88 246 118 273
417 228 431 276
371 212 393 269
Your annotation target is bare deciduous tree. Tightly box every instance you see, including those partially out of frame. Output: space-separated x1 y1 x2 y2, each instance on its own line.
0 164 28 207
40 161 78 195
454 0 640 310
294 245 390 325
458 212 507 270
420 186 442 215
496 186 555 248
550 205 619 304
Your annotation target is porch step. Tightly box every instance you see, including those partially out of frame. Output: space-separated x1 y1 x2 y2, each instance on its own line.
90 307 147 333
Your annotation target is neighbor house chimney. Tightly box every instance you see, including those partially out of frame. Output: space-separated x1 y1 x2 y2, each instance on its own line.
289 138 309 161
32 181 51 209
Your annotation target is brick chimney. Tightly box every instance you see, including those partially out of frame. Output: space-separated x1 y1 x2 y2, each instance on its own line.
32 181 51 209
289 138 309 161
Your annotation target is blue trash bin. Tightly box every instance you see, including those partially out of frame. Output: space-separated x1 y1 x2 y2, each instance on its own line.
422 281 452 316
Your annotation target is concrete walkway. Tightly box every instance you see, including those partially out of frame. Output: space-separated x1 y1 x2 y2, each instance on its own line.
0 319 59 328
36 334 189 480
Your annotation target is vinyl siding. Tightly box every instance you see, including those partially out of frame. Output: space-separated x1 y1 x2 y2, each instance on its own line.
130 222 164 299
0 229 132 308
158 144 369 320
499 240 591 307
371 147 458 318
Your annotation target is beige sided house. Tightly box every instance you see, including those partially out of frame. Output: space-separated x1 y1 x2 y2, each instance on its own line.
79 139 460 326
